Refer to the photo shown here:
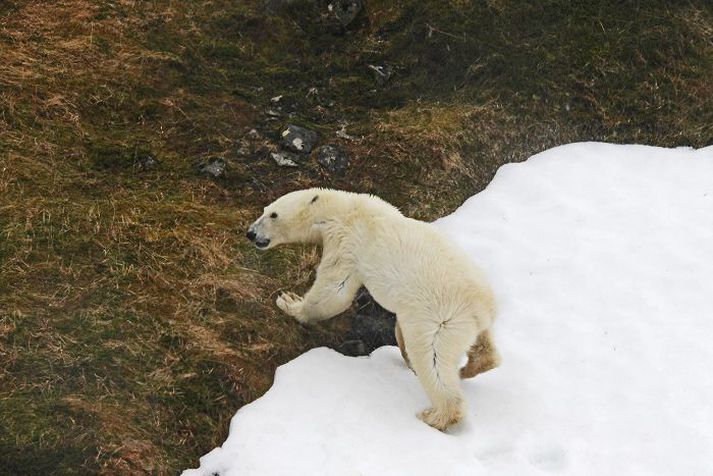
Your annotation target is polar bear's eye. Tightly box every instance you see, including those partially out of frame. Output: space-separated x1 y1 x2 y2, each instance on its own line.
270 212 278 219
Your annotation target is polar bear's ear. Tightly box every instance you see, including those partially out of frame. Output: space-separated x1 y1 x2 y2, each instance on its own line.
310 195 319 204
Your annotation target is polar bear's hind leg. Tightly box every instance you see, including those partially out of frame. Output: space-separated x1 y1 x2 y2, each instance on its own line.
396 320 498 379
460 329 500 379
402 315 479 431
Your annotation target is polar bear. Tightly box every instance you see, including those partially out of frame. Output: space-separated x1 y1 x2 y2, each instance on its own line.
246 188 499 430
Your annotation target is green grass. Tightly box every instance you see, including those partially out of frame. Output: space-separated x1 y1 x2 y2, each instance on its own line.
1 0 712 473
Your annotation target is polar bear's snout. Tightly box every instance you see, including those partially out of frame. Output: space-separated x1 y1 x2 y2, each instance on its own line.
246 220 271 249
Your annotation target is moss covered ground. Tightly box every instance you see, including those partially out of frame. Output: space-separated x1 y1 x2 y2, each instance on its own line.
1 0 711 473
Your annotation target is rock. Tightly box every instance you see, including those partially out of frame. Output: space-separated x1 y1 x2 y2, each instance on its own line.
339 339 366 357
368 64 394 85
133 153 158 171
339 288 397 356
236 140 251 157
336 124 355 140
270 151 300 167
197 157 226 178
247 128 260 139
316 144 350 176
328 0 364 28
280 124 319 153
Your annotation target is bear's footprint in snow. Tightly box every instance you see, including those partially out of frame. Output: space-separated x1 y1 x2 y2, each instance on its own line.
528 446 567 472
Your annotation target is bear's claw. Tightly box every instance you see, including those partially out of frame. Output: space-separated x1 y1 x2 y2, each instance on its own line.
418 405 463 431
276 291 307 322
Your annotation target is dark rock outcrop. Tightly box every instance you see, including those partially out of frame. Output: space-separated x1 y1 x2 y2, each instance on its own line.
197 157 226 178
328 0 364 28
316 144 350 176
339 288 397 356
280 124 319 154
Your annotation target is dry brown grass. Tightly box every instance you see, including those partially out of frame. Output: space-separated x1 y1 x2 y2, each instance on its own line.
0 3 331 471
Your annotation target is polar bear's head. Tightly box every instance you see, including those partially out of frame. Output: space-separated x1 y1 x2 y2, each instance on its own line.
246 189 323 250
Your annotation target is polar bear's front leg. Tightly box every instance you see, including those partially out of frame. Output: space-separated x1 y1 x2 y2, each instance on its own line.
277 261 361 324
275 291 307 322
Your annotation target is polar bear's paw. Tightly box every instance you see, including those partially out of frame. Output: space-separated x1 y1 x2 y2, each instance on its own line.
276 291 307 322
418 404 464 431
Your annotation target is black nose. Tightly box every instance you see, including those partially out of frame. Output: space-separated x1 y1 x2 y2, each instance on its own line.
246 230 256 241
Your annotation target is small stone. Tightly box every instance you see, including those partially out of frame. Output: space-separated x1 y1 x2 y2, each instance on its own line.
270 151 299 167
317 144 350 176
328 0 364 27
248 128 260 139
133 153 158 171
280 124 319 153
336 125 354 140
270 95 283 103
266 109 282 117
198 158 226 178
368 64 394 85
236 140 251 157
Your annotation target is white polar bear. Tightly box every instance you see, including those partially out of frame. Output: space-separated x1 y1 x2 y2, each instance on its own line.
247 188 499 430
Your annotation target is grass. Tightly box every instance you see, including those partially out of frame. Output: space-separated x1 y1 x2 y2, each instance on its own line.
1 0 712 473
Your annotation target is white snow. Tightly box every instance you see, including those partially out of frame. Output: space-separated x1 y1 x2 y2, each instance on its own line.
183 142 713 476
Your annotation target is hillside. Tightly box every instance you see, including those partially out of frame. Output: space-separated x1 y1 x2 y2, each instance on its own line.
1 1 712 473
